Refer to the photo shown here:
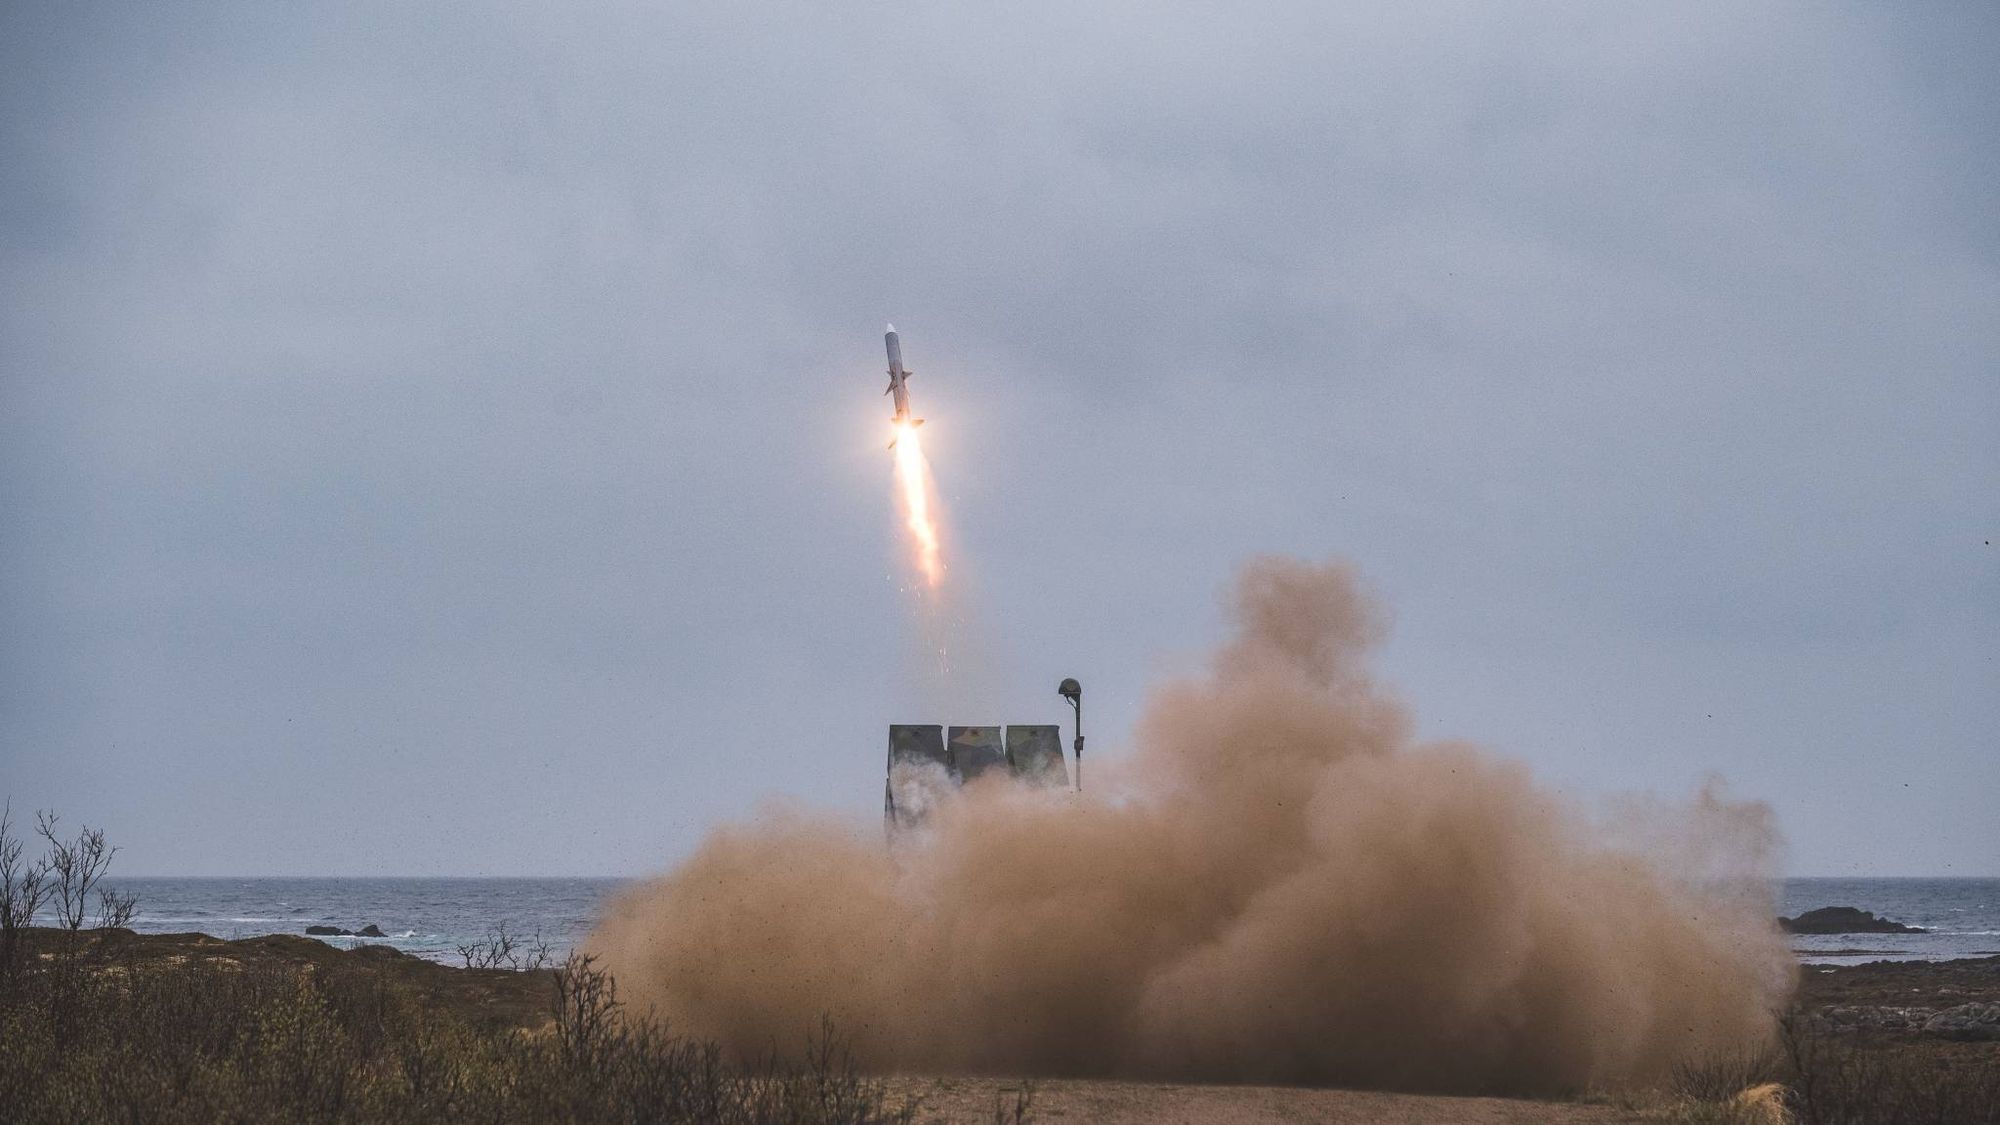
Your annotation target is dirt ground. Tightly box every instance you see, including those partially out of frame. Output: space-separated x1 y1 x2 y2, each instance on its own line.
885 1076 1646 1124
57 932 2000 1122
1797 951 2000 1009
878 955 2000 1123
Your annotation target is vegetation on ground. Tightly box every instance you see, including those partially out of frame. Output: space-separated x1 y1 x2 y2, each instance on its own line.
2 937 943 1123
5 805 1993 1124
1632 1014 2000 1125
2 804 944 1123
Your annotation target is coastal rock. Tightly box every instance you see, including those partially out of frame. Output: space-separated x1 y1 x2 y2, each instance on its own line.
1815 1005 1937 1032
305 923 388 938
1779 906 1926 934
1923 1002 2000 1041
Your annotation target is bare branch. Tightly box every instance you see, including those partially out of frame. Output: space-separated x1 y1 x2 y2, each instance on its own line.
0 799 52 980
36 810 122 934
96 886 138 930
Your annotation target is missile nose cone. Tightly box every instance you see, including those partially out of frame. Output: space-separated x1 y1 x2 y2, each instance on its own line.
883 325 905 373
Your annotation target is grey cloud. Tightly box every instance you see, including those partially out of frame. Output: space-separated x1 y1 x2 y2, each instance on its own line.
1 0 1993 874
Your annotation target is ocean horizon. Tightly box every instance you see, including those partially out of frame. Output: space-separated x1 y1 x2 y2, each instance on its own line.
46 874 2000 968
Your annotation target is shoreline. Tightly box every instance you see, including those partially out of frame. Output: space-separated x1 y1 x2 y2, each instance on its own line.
27 926 2000 1037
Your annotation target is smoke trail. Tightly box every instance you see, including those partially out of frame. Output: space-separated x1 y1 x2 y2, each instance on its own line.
590 557 1795 1094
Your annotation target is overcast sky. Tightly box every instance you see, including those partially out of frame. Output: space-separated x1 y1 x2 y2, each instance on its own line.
3 1 1993 876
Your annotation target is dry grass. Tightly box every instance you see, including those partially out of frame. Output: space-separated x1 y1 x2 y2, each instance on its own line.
1627 1012 2000 1125
0 941 927 1124
1777 1012 2000 1125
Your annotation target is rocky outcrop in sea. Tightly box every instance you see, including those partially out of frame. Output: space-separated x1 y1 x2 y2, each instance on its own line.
1779 906 1927 934
304 924 387 937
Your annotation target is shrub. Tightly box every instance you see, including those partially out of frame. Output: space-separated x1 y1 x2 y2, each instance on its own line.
0 808 934 1122
1779 1012 2000 1125
0 945 923 1124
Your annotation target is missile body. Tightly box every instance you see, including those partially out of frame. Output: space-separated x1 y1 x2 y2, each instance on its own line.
884 324 923 447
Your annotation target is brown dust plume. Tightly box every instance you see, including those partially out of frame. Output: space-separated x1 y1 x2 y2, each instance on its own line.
589 557 1796 1094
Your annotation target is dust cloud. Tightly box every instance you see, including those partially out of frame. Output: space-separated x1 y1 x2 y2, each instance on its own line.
589 557 1796 1094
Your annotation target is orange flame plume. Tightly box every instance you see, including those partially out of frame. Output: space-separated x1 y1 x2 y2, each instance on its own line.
892 421 943 588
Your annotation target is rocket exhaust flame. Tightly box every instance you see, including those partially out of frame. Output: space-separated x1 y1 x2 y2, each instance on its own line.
585 329 1794 1091
882 327 943 589
893 420 944 588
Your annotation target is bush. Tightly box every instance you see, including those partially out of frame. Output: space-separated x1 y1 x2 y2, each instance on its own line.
0 807 929 1123
1778 1012 2000 1125
1637 1015 2000 1125
0 947 922 1123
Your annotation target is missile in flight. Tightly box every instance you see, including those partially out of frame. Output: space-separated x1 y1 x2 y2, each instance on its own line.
884 324 923 448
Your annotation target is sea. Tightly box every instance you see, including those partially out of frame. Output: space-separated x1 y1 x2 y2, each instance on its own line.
1780 877 2000 965
56 876 2000 968
75 877 625 966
